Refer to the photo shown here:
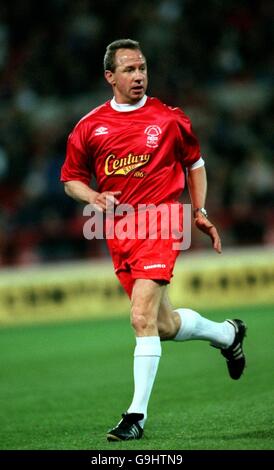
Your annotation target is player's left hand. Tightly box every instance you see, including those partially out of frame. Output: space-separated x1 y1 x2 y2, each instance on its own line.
194 213 222 253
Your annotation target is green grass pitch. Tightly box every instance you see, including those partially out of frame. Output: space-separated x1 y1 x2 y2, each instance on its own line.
0 305 273 450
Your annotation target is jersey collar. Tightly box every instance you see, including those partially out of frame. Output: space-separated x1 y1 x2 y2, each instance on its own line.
110 95 147 112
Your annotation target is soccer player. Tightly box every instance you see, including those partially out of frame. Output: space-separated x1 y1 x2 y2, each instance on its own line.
61 39 247 441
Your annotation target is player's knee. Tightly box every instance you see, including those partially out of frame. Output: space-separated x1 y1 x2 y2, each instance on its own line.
131 305 156 334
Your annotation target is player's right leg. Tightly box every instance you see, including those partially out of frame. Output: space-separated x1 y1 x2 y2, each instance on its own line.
107 278 165 441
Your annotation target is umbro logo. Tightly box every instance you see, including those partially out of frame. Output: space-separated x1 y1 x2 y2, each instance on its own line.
143 263 166 270
94 126 108 135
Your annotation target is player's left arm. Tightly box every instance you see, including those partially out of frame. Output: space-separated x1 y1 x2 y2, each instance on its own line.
187 165 222 254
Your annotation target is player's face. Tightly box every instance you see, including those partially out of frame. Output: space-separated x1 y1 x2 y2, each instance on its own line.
105 48 148 104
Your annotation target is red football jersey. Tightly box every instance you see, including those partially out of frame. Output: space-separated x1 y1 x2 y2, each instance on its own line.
61 96 201 207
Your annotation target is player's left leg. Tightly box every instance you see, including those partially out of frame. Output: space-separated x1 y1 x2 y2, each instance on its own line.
158 294 234 346
157 293 247 379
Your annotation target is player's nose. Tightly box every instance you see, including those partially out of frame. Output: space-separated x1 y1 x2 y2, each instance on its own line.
133 70 145 82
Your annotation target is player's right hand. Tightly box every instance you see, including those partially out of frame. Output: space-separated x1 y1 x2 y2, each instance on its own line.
93 191 121 212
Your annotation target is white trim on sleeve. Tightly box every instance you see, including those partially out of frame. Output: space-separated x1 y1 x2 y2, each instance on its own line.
189 157 205 170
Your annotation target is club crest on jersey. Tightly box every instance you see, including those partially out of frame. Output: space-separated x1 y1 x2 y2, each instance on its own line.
105 153 151 176
144 125 162 148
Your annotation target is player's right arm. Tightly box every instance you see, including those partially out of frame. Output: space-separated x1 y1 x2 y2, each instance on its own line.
64 180 121 212
64 180 98 204
61 123 121 211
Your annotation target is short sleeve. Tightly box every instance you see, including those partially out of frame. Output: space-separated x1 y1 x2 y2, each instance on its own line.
60 124 92 185
175 108 201 168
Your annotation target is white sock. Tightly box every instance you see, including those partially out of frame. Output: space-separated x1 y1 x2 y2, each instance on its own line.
174 308 235 348
127 336 161 428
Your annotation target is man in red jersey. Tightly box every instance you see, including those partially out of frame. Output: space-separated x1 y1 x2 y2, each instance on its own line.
61 39 247 441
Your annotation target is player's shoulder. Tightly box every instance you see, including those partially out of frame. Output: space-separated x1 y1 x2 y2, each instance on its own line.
67 102 109 140
76 101 110 128
148 97 188 120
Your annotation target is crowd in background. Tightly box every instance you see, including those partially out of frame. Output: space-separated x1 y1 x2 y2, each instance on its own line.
0 0 273 266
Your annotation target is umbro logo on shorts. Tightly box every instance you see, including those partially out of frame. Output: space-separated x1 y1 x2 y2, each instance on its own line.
143 263 166 270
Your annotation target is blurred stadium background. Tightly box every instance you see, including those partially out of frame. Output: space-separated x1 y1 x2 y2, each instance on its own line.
0 0 273 450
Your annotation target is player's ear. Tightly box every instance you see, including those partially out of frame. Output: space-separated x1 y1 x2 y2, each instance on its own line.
105 70 115 86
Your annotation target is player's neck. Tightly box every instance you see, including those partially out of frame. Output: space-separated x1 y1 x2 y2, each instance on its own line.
111 95 147 112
